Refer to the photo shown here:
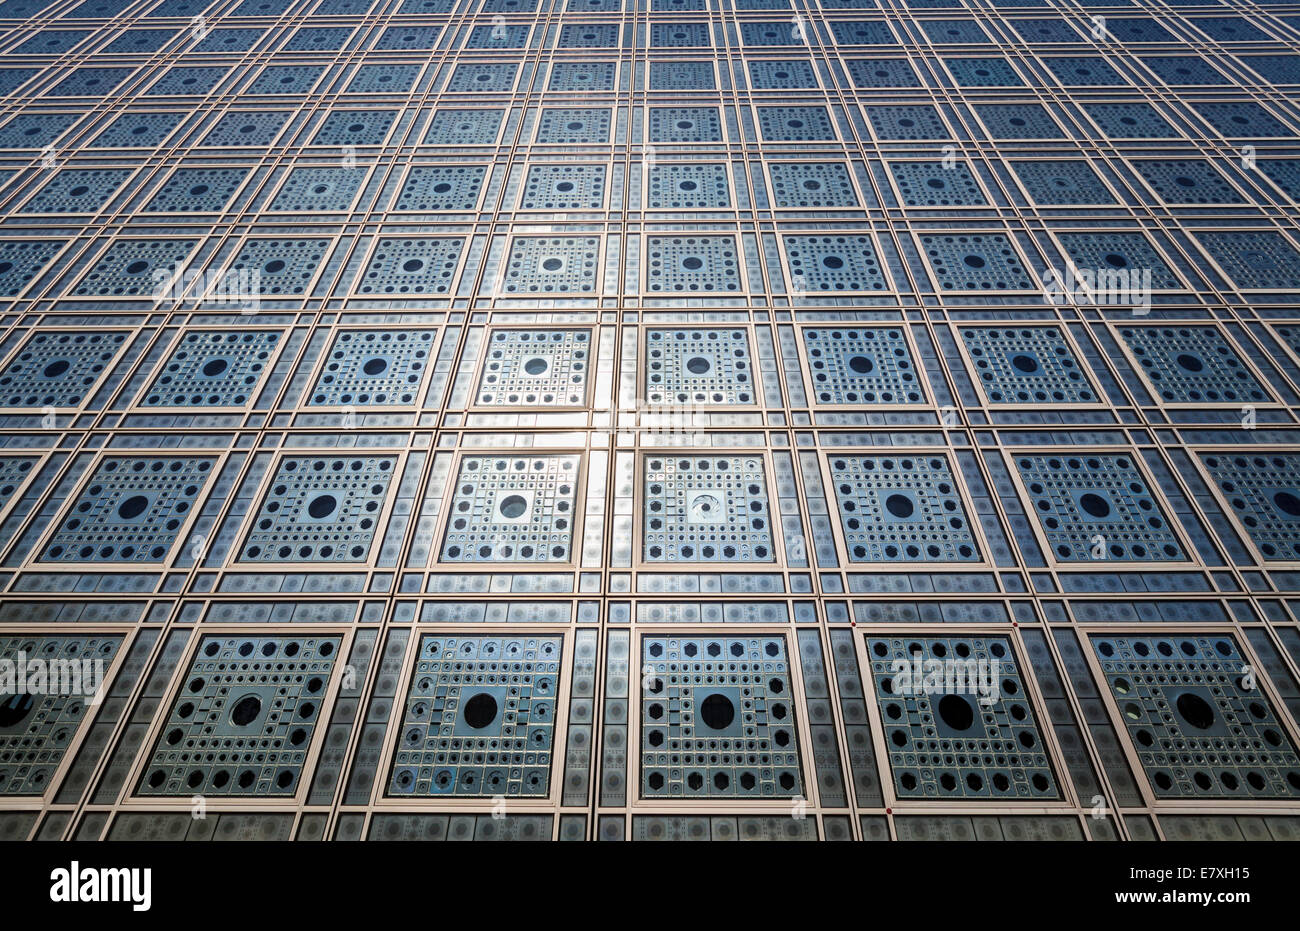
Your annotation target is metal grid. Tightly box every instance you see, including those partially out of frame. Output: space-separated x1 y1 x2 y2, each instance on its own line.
0 0 1298 844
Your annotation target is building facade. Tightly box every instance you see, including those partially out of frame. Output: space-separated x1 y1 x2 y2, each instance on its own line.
0 0 1298 841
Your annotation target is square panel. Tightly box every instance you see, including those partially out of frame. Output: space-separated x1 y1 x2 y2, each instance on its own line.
756 105 835 141
268 167 366 213
1116 324 1272 405
863 104 949 140
137 635 340 797
641 635 802 798
47 67 133 96
144 166 248 214
641 454 775 563
1012 451 1187 562
1141 55 1229 86
648 60 714 90
535 107 611 144
959 325 1099 405
645 327 755 406
974 103 1065 140
548 61 616 91
89 111 184 148
782 234 888 292
919 19 990 44
1199 451 1300 562
889 160 986 207
0 329 127 409
1043 56 1126 87
306 329 436 407
1083 103 1180 139
0 240 61 297
499 236 600 295
768 162 857 208
1192 231 1300 290
38 455 215 564
747 60 819 90
520 163 606 210
646 163 730 209
439 454 581 563
1009 159 1116 205
845 58 920 88
0 635 122 796
375 26 441 51
650 22 709 47
740 21 800 46
138 329 282 408
311 110 396 146
19 168 131 214
465 24 530 49
356 236 465 295
226 238 330 296
645 235 741 293
237 453 397 563
474 328 592 407
648 106 722 143
1193 102 1292 139
829 20 898 45
283 26 351 52
1091 634 1300 799
944 57 1024 87
0 113 79 149
144 65 226 96
393 164 487 212
802 326 925 406
558 23 619 47
1131 159 1244 206
1054 232 1182 291
346 64 421 94
201 111 289 147
446 62 517 93
917 233 1034 291
248 65 326 95
827 452 981 562
72 239 197 298
388 635 561 797
866 636 1058 799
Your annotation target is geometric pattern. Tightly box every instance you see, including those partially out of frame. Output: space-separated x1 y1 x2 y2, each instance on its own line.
440 454 580 563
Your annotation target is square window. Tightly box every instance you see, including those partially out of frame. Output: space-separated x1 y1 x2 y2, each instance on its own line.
867 636 1057 798
192 27 259 53
1193 101 1292 138
649 60 714 90
740 21 800 46
20 168 131 214
465 24 530 49
536 107 611 144
802 326 925 405
919 19 991 44
783 234 888 292
139 329 281 408
559 23 620 47
144 65 225 96
201 111 289 147
649 106 722 142
268 167 365 213
145 167 247 214
375 26 441 51
1054 232 1182 290
889 160 986 206
238 453 397 563
645 327 756 406
0 240 61 297
1200 452 1300 562
845 58 920 88
520 163 606 210
137 635 340 797
768 162 857 208
356 237 465 295
1104 17 1176 42
425 108 503 145
864 104 949 140
1141 55 1229 85
283 26 350 51
828 453 981 562
1013 451 1186 562
1083 102 1180 139
1116 324 1272 405
918 233 1034 290
0 112 78 148
757 105 835 141
0 635 123 796
90 111 184 148
499 236 600 294
645 235 741 292
1239 55 1300 85
474 328 592 407
346 64 420 94
1008 19 1082 43
47 67 132 96
959 325 1098 405
1091 633 1300 798
440 454 581 563
642 454 775 562
12 29 92 55
1258 159 1300 202
548 61 616 92
248 65 326 96
974 103 1064 139
1043 56 1127 86
641 635 803 798
747 60 819 89
944 57 1024 87
39 455 214 563
647 163 730 208
650 23 709 47
0 329 127 408
1009 160 1115 205
311 110 396 146
1131 159 1244 205
447 62 518 94
307 329 436 406
226 238 331 296
829 21 897 45
72 239 197 297
388 635 561 797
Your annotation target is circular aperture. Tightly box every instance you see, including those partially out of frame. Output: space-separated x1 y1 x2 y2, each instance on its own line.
229 694 262 727
307 494 337 519
699 693 735 730
498 494 529 519
1176 692 1216 730
117 495 149 520
938 693 975 731
463 692 498 729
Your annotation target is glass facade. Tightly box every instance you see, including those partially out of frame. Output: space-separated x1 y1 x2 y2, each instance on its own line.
0 0 1298 844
